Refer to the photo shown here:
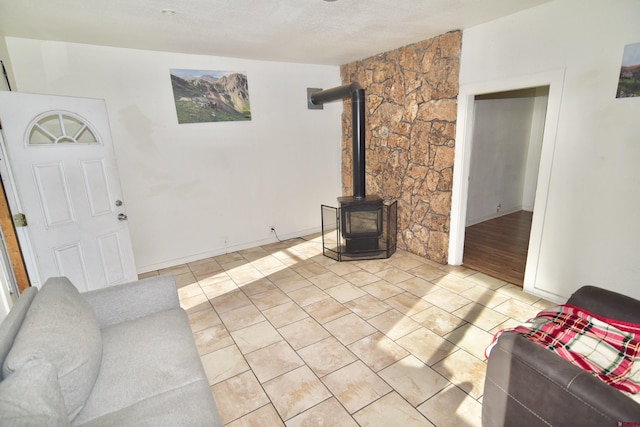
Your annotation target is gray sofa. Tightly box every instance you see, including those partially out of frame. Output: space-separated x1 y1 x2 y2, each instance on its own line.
483 285 640 426
0 275 222 426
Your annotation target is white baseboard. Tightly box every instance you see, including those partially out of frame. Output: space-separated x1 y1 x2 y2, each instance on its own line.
136 226 323 274
465 206 531 227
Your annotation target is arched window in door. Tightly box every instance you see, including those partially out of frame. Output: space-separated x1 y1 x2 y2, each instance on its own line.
27 112 101 146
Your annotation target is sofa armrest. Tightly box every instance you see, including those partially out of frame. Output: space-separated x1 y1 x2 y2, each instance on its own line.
483 332 640 427
82 275 180 328
0 287 38 379
567 285 640 324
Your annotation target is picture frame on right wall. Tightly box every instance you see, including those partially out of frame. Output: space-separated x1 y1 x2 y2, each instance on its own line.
616 42 640 98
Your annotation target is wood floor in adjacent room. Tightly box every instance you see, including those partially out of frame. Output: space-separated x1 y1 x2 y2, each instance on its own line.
463 210 533 287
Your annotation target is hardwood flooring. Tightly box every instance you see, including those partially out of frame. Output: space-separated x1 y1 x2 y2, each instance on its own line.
463 210 532 287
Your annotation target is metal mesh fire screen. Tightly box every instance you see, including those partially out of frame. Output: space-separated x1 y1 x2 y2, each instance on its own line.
321 200 397 261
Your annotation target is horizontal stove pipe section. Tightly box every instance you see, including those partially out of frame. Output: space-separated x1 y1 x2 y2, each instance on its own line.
310 82 366 199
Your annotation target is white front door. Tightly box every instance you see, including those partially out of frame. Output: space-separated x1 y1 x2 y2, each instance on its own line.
0 92 137 292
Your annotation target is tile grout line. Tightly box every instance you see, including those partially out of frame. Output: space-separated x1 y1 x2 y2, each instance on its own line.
165 235 550 426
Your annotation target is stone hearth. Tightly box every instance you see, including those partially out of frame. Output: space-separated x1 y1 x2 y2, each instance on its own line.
340 31 461 264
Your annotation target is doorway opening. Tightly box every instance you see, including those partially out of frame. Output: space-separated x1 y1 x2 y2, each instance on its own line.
0 168 29 319
449 69 565 295
461 87 548 286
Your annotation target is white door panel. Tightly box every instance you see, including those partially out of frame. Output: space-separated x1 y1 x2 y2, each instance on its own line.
0 92 137 291
83 159 112 216
33 162 75 226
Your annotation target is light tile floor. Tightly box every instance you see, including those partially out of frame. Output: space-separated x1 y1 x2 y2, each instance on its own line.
140 234 554 426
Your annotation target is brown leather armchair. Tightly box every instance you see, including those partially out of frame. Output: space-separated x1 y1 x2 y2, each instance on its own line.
483 286 640 426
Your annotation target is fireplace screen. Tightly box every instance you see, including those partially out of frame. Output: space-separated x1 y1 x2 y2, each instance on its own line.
321 200 397 261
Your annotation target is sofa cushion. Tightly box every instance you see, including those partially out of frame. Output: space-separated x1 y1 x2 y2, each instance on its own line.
0 287 37 380
73 308 218 425
72 380 222 427
82 275 179 328
0 357 70 427
3 277 102 420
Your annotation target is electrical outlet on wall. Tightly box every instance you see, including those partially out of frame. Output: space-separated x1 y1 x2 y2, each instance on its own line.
269 226 276 234
496 204 502 213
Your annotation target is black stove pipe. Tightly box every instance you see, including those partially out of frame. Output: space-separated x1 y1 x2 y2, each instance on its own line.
310 82 366 199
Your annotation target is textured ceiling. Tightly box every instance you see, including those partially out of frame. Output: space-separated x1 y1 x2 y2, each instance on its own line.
0 0 550 65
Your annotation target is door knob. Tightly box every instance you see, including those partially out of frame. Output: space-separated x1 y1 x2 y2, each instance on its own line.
118 213 128 221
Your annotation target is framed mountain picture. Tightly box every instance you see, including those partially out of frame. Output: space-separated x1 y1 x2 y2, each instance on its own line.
616 43 640 99
169 69 252 123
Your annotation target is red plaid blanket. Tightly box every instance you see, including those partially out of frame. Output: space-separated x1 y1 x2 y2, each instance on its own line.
486 304 640 395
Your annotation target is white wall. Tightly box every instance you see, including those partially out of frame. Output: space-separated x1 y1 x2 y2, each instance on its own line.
522 87 548 210
5 38 343 272
459 0 640 301
466 93 537 225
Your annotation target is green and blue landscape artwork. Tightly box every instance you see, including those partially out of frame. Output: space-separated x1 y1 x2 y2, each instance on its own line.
170 69 251 123
616 42 640 99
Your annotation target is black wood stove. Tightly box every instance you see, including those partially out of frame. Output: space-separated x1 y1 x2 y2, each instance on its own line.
310 83 397 261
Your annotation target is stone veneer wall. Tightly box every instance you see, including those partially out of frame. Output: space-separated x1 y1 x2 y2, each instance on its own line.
340 31 461 263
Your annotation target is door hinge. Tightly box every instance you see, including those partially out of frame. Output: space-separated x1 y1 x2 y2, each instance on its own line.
13 213 27 227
